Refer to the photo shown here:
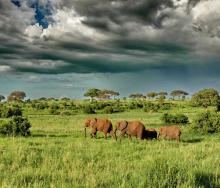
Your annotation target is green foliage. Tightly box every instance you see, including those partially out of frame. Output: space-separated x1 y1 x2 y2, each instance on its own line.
0 105 23 118
192 111 220 134
143 102 172 112
0 116 31 136
49 109 60 115
82 105 96 114
170 90 188 100
161 113 189 124
103 106 114 114
143 102 159 112
191 88 220 108
146 92 157 99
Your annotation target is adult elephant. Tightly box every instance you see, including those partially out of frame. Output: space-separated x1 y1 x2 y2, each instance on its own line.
143 128 157 140
84 118 117 140
158 125 181 142
115 120 145 140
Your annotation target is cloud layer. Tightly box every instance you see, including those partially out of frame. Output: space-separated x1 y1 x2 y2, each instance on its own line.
0 0 220 77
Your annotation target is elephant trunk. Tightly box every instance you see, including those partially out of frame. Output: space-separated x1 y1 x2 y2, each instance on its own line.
84 127 87 138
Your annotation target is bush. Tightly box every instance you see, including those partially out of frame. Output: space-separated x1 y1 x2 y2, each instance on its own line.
49 109 60 115
103 106 114 114
143 102 159 112
82 105 96 114
0 116 31 136
0 106 23 118
191 88 220 108
161 113 189 124
129 101 144 110
192 111 220 134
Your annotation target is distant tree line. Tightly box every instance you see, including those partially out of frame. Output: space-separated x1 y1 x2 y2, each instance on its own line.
128 90 188 100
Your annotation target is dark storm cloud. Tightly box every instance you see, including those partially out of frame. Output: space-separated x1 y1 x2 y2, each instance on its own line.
0 0 220 76
78 0 173 31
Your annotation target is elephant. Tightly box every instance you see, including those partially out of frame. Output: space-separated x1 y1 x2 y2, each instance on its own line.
115 120 145 140
158 125 181 141
143 128 157 140
84 118 117 140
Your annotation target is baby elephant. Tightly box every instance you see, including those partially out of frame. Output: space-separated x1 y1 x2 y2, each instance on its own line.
143 128 157 140
158 125 181 142
115 120 145 140
84 118 117 140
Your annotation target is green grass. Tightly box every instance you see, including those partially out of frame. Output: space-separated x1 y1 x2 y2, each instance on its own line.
0 108 220 187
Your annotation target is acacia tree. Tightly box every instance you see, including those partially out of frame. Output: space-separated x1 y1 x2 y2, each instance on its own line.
158 91 168 98
84 88 101 101
191 88 220 108
146 92 157 100
109 90 120 99
129 93 145 100
170 90 188 100
7 91 26 102
0 95 5 102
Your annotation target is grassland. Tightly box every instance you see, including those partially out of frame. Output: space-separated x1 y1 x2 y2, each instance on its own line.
0 103 220 187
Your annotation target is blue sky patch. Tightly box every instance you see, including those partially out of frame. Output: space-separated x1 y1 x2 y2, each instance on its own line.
11 0 52 28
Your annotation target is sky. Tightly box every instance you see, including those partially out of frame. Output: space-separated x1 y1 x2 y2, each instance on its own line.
1 0 220 99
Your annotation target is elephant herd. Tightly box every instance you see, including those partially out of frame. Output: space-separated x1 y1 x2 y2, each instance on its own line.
84 118 181 142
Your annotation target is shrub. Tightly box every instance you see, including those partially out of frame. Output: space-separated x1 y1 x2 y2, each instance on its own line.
191 88 220 108
161 113 189 124
49 109 60 115
129 101 144 110
82 105 96 114
103 106 114 114
143 102 159 112
0 106 23 118
0 116 31 136
192 111 220 134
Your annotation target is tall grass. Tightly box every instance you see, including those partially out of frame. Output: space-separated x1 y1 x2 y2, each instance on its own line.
0 110 219 187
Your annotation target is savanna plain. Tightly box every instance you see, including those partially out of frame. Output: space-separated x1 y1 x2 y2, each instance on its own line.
0 100 220 188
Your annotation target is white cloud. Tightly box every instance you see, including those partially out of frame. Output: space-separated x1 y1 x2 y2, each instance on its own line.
40 8 108 42
25 23 43 40
0 65 12 72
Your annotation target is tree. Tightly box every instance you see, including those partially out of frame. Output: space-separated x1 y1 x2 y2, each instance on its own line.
170 90 188 100
84 88 101 101
158 91 168 98
109 90 120 99
0 95 5 102
7 91 26 102
191 88 220 108
129 93 145 99
147 92 157 100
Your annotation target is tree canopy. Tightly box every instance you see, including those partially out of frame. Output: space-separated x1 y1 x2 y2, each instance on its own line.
146 92 157 99
170 90 188 100
191 88 220 108
84 88 120 100
129 93 145 99
7 91 26 102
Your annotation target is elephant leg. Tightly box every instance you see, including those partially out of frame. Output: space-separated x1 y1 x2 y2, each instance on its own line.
119 130 126 142
91 129 97 139
110 130 117 141
104 132 107 139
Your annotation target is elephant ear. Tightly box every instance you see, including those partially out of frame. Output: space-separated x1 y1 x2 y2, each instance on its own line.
118 121 128 131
